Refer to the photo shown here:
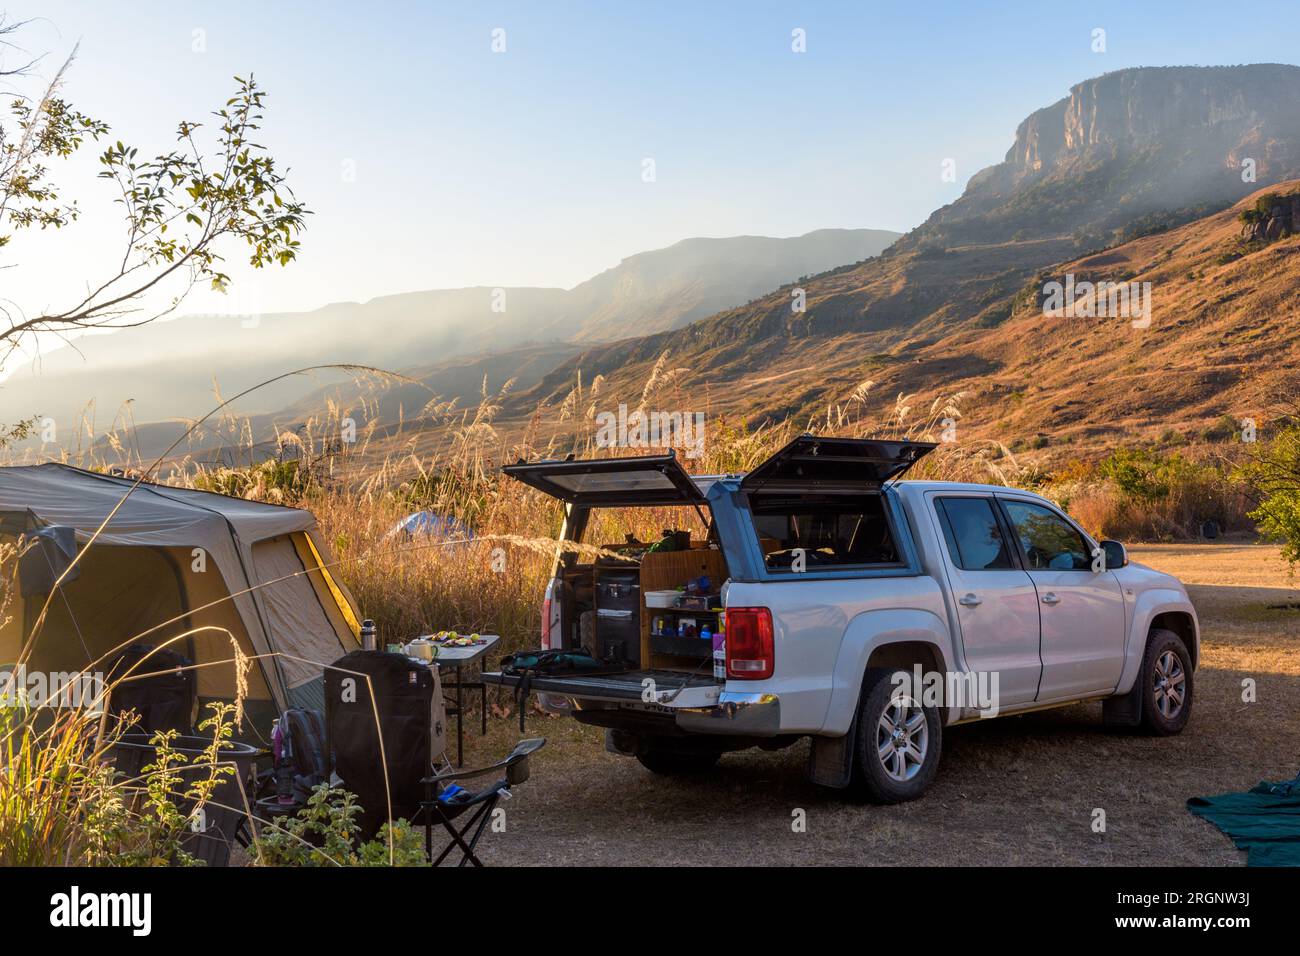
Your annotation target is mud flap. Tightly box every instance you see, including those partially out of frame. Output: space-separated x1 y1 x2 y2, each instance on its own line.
1102 675 1143 727
807 712 857 788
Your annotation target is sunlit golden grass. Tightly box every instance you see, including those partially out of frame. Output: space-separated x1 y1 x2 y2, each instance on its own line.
0 357 1290 866
10 366 1022 654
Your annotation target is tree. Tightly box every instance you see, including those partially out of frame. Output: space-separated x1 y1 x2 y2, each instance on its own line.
1239 424 1300 564
0 16 309 372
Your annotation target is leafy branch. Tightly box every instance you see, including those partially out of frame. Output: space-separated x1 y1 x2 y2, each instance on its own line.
0 35 309 371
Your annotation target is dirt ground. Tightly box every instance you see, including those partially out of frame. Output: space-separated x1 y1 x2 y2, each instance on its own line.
452 543 1300 866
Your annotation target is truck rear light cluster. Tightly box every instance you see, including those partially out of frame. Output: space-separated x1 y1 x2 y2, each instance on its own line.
540 595 553 649
725 607 774 680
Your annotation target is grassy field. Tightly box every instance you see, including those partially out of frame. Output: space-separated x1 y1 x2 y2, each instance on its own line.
450 542 1299 866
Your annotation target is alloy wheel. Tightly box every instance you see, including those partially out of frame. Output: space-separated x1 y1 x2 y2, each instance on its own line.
876 695 929 782
1153 649 1186 719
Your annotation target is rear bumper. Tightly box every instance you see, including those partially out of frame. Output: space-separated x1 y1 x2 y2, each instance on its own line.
484 671 781 736
674 691 781 736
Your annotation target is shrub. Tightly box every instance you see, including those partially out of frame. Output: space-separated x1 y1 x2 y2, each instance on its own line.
1239 193 1280 226
1238 425 1300 564
254 783 428 866
1049 448 1251 541
0 701 240 866
1201 414 1241 443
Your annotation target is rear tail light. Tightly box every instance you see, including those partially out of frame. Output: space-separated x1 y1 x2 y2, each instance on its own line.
540 595 553 649
725 607 774 680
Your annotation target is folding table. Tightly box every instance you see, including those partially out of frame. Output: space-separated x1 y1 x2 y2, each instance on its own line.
423 634 500 767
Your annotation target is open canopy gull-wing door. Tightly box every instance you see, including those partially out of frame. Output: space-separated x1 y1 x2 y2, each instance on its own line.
740 434 936 493
503 451 706 507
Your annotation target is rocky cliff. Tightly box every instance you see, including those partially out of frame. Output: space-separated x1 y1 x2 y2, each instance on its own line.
915 65 1300 248
1239 190 1300 241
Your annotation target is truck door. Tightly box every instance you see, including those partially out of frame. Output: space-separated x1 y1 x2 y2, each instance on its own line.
996 497 1125 701
930 493 1042 708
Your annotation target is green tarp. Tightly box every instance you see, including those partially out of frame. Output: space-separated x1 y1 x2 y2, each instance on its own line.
1188 779 1300 866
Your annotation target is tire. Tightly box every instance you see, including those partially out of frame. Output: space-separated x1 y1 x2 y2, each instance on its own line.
1138 628 1193 736
635 740 721 776
850 667 943 803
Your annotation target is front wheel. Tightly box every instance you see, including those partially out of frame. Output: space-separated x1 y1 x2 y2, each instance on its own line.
850 668 943 803
1139 629 1193 736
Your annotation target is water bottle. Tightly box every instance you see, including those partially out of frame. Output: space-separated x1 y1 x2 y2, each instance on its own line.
712 623 726 681
361 618 377 651
272 718 295 805
271 718 283 767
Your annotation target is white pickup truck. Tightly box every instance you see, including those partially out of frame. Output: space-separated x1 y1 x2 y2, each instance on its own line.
485 435 1199 802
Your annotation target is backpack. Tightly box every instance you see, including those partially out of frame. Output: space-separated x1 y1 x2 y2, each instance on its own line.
499 649 603 707
282 708 329 779
499 648 603 675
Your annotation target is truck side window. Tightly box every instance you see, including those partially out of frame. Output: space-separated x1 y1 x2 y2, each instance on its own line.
749 493 899 571
1002 500 1091 571
935 497 1013 570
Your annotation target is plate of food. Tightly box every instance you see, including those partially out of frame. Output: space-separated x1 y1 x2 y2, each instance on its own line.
427 630 488 647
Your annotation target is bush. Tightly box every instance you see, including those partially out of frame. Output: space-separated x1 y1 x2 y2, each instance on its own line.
1048 448 1251 541
1238 425 1300 564
1201 414 1240 443
253 783 428 866
0 702 241 866
1239 193 1280 226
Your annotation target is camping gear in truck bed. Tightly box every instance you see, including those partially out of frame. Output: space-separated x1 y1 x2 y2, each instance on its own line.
594 565 640 665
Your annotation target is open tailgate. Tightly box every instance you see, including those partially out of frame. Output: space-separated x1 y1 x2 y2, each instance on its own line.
482 668 720 707
740 434 936 492
502 451 705 506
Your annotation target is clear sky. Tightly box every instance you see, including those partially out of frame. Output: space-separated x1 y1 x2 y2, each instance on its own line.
4 0 1299 328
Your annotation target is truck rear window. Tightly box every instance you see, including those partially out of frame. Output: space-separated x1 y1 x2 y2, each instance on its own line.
748 493 899 572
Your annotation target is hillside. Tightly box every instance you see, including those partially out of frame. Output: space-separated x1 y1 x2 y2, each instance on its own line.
914 181 1300 458
511 66 1300 447
513 183 1300 467
20 64 1300 473
562 229 900 341
1 228 897 432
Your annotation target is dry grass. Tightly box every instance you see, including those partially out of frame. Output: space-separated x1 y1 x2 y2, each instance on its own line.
13 372 1025 655
9 365 1293 865
445 543 1298 866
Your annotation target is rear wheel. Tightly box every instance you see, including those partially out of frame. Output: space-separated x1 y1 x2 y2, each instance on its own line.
1139 629 1193 736
635 739 721 775
850 667 942 803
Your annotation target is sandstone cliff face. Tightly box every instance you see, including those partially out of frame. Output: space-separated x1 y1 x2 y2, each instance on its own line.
1009 65 1296 174
918 65 1300 247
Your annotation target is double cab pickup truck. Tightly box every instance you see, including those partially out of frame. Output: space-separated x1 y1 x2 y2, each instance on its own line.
485 435 1199 802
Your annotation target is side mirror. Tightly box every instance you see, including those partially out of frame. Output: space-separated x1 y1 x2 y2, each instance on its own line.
1101 539 1128 570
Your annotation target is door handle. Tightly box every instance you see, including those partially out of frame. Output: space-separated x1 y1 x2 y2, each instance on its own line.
959 593 982 607
1041 592 1060 605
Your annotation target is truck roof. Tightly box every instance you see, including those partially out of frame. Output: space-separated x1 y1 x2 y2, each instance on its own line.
691 475 1051 502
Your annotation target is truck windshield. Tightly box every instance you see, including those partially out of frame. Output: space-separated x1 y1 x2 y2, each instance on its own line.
748 493 899 572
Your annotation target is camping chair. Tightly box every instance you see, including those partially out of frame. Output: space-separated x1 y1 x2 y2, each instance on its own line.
420 737 545 866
